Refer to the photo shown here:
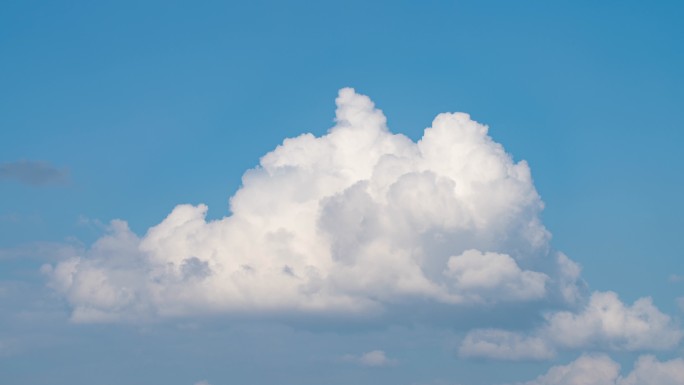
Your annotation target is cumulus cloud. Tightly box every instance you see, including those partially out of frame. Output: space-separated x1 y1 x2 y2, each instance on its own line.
41 86 681 374
619 355 684 385
516 354 684 385
0 160 69 186
460 291 681 360
47 88 570 322
543 291 682 351
444 250 548 303
342 350 397 367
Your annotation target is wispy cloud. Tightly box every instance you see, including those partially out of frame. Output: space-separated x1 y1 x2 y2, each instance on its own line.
668 274 684 283
341 350 397 367
0 160 69 186
0 241 83 262
515 354 684 385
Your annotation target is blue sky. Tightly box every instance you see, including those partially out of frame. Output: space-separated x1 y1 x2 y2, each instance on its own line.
1 1 684 384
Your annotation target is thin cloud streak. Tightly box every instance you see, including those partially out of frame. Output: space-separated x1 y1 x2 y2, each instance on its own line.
0 160 69 187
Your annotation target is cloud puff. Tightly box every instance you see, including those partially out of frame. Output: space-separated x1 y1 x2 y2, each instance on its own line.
444 250 548 303
459 329 554 361
342 350 397 367
460 291 682 360
517 354 684 385
619 355 684 385
543 291 682 351
0 160 69 186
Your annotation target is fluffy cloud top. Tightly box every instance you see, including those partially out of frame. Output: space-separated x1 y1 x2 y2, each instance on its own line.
518 354 684 385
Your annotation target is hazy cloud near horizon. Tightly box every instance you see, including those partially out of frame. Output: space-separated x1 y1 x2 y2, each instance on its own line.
515 354 684 385
0 160 69 187
341 350 397 367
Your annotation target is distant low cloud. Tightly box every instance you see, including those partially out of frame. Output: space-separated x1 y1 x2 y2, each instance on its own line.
459 329 554 361
542 291 681 351
342 350 397 367
0 160 69 186
0 241 83 262
668 274 684 283
517 354 619 385
461 291 681 360
516 354 684 385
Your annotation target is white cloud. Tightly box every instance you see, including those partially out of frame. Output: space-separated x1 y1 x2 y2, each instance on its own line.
460 291 681 360
555 253 584 305
458 329 554 361
618 355 684 385
47 88 567 322
518 354 619 385
543 291 682 351
193 381 211 385
516 354 684 385
444 250 548 303
342 350 397 367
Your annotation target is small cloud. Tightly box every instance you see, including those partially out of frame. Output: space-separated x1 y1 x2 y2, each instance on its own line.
459 329 554 361
76 215 106 229
516 354 684 385
193 381 210 385
0 241 83 262
0 160 69 186
516 354 619 385
668 274 684 283
543 291 682 351
342 350 397 367
458 291 682 362
0 212 42 225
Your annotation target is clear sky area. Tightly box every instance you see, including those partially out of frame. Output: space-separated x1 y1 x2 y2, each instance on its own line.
1 1 683 384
